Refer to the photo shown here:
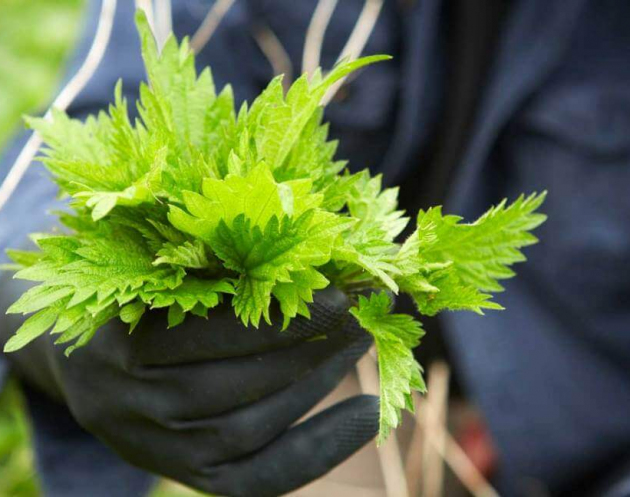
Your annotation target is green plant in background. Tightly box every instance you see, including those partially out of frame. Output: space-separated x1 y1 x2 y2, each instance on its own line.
0 383 40 497
0 0 84 149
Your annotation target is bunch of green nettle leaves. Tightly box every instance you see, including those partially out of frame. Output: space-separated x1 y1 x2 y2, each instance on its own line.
4 12 546 443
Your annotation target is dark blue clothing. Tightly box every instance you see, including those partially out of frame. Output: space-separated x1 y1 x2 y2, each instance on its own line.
1 0 629 495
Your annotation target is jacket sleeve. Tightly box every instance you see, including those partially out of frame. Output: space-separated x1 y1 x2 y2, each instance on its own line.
444 1 630 494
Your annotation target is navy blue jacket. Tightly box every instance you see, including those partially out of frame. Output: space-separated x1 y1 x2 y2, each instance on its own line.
1 1 629 495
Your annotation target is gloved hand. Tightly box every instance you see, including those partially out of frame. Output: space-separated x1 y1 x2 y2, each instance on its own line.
0 274 377 497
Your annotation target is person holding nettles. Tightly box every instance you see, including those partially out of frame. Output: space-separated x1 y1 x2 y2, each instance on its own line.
1 1 629 496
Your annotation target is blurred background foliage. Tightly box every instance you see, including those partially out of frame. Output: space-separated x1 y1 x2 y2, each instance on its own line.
0 384 39 497
0 1 203 495
0 0 84 148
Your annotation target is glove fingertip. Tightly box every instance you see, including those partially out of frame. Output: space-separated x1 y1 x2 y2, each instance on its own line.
333 394 380 455
312 286 350 314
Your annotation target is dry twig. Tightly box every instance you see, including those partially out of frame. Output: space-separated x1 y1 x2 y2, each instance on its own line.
321 0 384 105
421 362 450 497
360 351 499 497
302 0 339 77
252 23 293 92
190 0 237 54
420 402 500 497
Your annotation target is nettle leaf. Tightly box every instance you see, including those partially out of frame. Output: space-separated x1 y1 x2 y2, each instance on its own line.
246 55 390 173
154 239 215 270
276 108 344 185
8 285 74 315
169 164 293 242
416 193 547 292
334 229 401 293
4 301 67 353
211 210 346 327
142 277 234 312
350 293 426 444
7 219 184 351
26 107 135 195
3 10 547 444
391 193 547 316
272 268 329 329
405 265 504 316
348 171 409 241
120 300 146 332
6 249 43 268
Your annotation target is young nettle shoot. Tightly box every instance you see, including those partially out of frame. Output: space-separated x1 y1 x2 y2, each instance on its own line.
4 12 546 443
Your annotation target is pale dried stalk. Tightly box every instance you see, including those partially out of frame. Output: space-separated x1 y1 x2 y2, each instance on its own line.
361 351 498 497
421 362 450 497
321 0 384 105
336 0 384 63
154 0 173 50
252 23 293 92
404 395 425 496
416 393 500 497
0 0 117 215
302 0 339 78
190 0 236 54
356 352 409 497
405 362 450 497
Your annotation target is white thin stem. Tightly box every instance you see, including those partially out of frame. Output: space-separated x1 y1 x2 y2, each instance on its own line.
252 23 293 92
321 0 384 106
356 352 409 497
302 0 339 78
190 0 237 54
337 0 384 63
154 0 173 50
0 0 117 215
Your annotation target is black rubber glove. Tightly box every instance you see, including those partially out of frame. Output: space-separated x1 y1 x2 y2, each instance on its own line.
0 274 378 497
